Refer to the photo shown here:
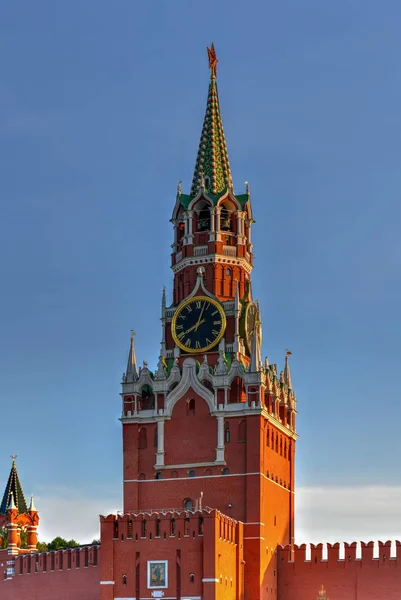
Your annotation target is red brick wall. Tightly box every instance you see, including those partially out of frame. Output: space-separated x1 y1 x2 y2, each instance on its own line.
278 541 401 599
100 509 242 600
0 546 100 600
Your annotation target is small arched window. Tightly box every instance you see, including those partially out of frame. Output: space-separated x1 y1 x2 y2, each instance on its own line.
187 398 195 415
155 472 162 480
188 470 195 478
266 427 270 447
177 221 185 244
222 468 230 475
224 422 230 443
197 205 211 231
238 420 246 442
184 498 193 511
279 437 283 456
220 206 231 231
138 428 147 449
284 440 287 459
141 385 155 410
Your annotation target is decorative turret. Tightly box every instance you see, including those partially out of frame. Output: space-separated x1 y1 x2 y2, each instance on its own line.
125 331 138 383
27 495 39 551
284 350 293 390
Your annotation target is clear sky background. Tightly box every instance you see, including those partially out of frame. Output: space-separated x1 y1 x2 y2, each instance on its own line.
1 0 401 544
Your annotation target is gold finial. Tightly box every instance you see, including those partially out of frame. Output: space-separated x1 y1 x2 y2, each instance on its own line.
131 330 136 340
207 43 218 80
286 349 292 357
10 454 17 463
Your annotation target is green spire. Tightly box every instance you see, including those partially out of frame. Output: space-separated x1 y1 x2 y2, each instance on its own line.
0 456 28 515
190 44 233 197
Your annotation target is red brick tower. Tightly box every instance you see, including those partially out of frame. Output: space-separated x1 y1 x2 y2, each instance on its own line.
101 45 298 600
0 456 39 559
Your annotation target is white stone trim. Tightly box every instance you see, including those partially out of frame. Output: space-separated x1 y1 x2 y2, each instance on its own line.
100 580 115 584
202 578 219 583
125 471 293 488
165 358 214 416
173 254 252 276
244 536 265 540
153 460 225 470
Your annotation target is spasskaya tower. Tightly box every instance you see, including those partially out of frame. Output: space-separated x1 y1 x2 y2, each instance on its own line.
102 45 298 600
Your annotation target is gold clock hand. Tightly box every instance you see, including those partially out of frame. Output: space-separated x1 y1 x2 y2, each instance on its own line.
195 301 207 331
183 319 206 336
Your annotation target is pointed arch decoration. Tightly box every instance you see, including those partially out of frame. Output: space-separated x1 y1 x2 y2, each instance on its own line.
165 358 214 416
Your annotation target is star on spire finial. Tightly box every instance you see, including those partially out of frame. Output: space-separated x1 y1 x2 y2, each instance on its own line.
207 43 218 80
10 455 17 463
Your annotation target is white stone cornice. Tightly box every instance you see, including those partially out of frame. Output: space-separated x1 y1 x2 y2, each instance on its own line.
172 254 252 276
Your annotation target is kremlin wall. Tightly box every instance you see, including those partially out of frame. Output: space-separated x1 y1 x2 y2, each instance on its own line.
0 47 400 599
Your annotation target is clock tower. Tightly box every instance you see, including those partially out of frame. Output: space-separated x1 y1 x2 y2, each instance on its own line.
110 46 298 600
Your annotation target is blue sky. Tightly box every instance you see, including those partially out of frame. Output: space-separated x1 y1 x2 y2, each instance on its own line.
1 0 401 542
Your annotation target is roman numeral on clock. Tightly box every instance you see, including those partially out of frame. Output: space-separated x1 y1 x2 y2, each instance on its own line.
185 339 191 348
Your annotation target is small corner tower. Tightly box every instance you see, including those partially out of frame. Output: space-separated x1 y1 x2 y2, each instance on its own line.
0 456 39 555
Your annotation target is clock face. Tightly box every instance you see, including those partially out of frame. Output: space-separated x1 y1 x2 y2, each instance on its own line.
243 302 260 354
172 295 226 353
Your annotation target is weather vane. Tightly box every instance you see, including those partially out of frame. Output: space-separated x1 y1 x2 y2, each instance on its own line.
207 43 218 80
10 454 17 462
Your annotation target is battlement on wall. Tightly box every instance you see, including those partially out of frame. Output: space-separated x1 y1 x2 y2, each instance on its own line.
101 507 238 545
10 544 100 577
278 540 401 568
